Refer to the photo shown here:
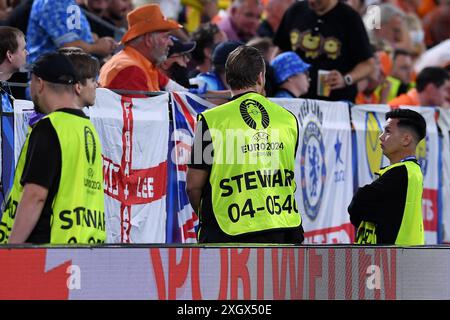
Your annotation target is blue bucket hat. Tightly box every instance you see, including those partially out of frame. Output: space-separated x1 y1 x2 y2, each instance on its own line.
271 52 311 84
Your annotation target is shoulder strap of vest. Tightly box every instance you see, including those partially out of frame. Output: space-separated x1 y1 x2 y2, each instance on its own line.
379 161 406 175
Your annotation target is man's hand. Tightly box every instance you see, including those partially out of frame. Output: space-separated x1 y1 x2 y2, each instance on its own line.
326 70 346 90
92 37 118 57
63 37 118 57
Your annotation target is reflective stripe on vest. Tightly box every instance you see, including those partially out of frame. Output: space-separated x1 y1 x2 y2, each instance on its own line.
355 161 424 245
201 92 301 236
385 76 402 102
375 76 415 103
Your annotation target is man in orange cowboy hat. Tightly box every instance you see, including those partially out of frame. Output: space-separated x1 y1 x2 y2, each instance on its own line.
99 4 182 93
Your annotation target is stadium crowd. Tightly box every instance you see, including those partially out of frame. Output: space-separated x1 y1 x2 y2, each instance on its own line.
0 0 448 106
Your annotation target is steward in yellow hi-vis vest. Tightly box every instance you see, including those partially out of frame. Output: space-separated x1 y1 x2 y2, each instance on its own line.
1 52 105 244
0 110 105 244
187 46 304 244
348 108 426 245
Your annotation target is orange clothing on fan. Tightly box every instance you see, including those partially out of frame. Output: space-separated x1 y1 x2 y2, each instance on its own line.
378 51 392 77
395 0 436 17
356 92 379 105
99 46 169 92
417 0 437 18
388 88 420 108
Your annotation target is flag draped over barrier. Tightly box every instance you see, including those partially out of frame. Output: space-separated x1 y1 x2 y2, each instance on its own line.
0 112 14 209
90 89 169 243
7 90 446 244
0 100 34 221
275 98 354 243
438 108 450 243
13 100 34 165
350 105 391 187
168 92 214 243
402 106 439 244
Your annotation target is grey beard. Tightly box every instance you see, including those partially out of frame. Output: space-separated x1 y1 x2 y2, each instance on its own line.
154 54 168 66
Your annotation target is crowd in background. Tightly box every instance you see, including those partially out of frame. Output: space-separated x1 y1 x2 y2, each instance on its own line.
0 0 449 107
0 0 448 245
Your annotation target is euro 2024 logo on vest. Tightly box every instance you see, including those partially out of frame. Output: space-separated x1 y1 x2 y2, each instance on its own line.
365 112 384 179
299 101 326 220
239 99 270 130
84 126 97 177
239 99 276 161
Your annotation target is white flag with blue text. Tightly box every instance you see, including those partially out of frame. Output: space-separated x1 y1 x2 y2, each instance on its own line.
274 98 354 244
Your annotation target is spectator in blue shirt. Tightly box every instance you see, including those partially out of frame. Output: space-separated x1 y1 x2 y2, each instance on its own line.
0 26 27 111
193 40 242 91
26 0 117 64
0 26 27 205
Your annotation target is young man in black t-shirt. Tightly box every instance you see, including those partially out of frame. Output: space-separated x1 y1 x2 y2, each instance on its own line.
273 0 374 102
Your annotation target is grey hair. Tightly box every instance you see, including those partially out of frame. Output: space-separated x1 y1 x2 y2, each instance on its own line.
231 0 261 8
127 35 144 46
127 32 162 46
379 3 405 24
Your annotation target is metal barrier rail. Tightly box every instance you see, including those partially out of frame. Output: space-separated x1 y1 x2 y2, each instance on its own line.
4 81 233 100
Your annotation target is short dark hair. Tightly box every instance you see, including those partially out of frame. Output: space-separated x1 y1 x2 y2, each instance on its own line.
58 47 84 54
0 26 25 65
32 52 77 85
416 67 449 92
385 108 426 143
60 51 100 86
213 40 242 74
225 45 265 90
190 23 221 64
393 49 412 61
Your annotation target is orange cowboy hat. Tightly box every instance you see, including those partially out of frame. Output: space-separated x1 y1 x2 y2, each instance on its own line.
121 4 182 44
